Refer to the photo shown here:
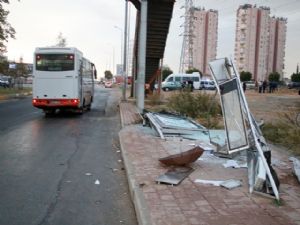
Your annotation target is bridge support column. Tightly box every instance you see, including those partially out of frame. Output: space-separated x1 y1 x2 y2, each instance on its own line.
136 0 147 113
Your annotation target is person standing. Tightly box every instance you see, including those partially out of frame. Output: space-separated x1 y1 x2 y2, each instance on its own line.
258 81 263 93
188 80 194 92
243 82 247 92
263 80 267 93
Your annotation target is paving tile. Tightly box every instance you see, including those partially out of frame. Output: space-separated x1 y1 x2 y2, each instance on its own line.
188 217 208 225
284 211 300 221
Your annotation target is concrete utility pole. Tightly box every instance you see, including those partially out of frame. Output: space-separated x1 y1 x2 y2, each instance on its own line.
136 0 147 113
122 0 129 101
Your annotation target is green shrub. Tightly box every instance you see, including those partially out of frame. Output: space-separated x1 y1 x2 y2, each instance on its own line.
166 91 222 128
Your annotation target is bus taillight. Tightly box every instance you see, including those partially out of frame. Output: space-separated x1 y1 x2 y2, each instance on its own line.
70 99 80 105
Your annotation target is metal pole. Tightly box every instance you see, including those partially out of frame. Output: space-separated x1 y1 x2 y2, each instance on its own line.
114 26 123 70
231 58 280 201
122 0 129 101
158 58 163 95
136 0 147 113
112 46 115 75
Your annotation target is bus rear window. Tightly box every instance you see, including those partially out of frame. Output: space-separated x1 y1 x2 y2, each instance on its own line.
36 54 74 71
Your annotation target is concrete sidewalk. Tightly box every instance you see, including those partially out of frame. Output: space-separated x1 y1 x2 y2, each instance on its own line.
119 101 300 225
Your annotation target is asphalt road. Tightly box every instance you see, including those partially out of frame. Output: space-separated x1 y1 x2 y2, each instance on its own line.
0 86 137 225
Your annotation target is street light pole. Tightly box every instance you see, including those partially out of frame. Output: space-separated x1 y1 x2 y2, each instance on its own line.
122 0 129 101
114 26 123 73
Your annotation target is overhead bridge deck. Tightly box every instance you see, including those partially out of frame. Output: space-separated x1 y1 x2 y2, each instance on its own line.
129 0 176 90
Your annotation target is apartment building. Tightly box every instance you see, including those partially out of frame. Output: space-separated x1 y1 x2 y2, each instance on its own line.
268 17 287 76
234 4 287 81
193 8 218 76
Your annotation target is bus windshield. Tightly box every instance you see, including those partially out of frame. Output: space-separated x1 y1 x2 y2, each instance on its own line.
36 54 74 71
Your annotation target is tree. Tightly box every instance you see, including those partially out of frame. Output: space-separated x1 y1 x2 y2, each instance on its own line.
0 56 9 74
186 68 202 77
55 32 67 47
162 66 173 81
268 72 280 82
291 73 300 82
16 59 28 77
0 0 16 53
104 70 113 80
240 71 252 82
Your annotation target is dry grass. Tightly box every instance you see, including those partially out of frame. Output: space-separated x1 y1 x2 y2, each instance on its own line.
261 105 300 155
0 87 32 95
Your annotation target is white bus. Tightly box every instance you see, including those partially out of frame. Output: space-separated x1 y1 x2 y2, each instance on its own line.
162 72 201 90
32 47 97 115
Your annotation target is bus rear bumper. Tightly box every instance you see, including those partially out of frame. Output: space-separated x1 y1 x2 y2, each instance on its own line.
32 98 80 109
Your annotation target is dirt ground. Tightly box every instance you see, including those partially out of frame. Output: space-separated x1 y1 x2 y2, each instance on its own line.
154 87 300 124
245 88 300 123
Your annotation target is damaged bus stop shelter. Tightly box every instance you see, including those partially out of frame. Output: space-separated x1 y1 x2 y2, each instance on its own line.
146 58 280 200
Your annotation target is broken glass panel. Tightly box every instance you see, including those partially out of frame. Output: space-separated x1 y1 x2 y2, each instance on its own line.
209 59 249 153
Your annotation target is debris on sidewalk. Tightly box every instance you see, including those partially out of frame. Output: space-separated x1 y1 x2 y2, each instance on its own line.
220 179 242 189
159 146 204 166
145 112 207 139
194 179 242 189
289 157 300 183
194 179 224 186
144 57 283 199
223 159 247 168
95 179 100 185
156 167 193 186
271 158 291 170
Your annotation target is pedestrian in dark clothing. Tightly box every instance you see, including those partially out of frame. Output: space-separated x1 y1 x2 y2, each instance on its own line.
262 80 267 93
188 80 194 92
243 82 247 92
258 81 263 93
269 82 276 93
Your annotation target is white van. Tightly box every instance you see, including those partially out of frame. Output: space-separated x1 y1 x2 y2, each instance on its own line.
162 72 201 90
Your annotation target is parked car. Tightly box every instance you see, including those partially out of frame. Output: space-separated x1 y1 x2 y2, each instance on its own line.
245 81 256 89
0 77 9 88
162 81 183 91
200 80 216 90
287 82 300 89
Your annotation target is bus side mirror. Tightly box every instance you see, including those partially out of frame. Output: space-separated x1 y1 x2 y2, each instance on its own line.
94 70 97 79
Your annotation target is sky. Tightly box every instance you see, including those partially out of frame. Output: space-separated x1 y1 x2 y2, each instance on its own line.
5 0 300 78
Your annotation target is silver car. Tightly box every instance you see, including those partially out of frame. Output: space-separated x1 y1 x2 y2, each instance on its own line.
200 80 216 90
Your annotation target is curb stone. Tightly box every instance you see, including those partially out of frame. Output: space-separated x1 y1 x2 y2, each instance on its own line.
119 129 153 225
